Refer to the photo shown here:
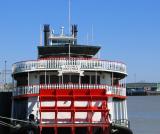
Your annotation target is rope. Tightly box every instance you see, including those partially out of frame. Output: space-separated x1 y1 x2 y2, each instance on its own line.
0 115 30 123
0 120 17 128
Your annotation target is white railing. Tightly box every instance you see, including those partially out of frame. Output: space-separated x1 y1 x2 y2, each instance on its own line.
13 84 126 97
12 58 127 74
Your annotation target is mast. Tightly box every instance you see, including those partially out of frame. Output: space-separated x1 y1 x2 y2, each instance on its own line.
39 25 42 46
68 0 71 35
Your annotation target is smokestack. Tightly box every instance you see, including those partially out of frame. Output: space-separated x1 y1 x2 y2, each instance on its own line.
71 25 78 45
43 24 50 46
72 24 78 38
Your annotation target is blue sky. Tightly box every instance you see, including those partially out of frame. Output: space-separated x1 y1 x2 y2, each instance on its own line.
0 0 160 83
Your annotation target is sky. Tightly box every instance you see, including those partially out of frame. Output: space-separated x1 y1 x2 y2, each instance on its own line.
0 0 160 83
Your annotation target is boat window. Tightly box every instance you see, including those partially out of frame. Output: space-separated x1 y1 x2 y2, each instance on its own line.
91 75 95 84
63 75 79 84
50 75 59 84
113 79 119 86
16 76 27 86
91 75 100 84
71 75 79 83
63 75 70 83
97 76 100 84
81 75 90 84
40 75 49 84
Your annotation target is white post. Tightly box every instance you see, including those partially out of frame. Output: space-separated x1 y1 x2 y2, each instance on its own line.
125 100 128 119
123 100 126 119
11 99 14 120
69 43 71 59
95 71 97 84
79 75 81 85
59 76 61 84
116 102 118 120
122 100 124 120
28 72 30 86
49 74 50 84
112 101 115 121
112 72 113 87
62 74 63 84
45 71 47 85
120 101 123 120
89 75 91 84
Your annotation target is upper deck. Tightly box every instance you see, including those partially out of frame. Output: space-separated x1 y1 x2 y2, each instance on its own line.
38 45 100 58
12 57 127 77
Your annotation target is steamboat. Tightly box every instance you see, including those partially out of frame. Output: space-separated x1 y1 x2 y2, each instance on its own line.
10 24 132 134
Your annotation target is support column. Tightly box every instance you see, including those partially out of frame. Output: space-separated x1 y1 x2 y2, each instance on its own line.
71 92 75 134
55 99 57 124
54 127 57 134
71 127 75 134
120 101 122 120
55 90 58 134
102 126 106 134
116 101 119 120
79 75 81 85
11 99 14 119
40 127 42 134
111 72 113 86
88 126 92 134
59 76 61 84
71 99 75 123
95 71 97 84
87 90 92 134
125 100 128 119
123 100 126 120
28 72 30 86
39 95 42 134
62 74 63 84
45 71 47 85
112 101 115 121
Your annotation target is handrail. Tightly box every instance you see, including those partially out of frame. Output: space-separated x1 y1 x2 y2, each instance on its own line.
112 119 130 128
12 58 127 74
13 84 126 97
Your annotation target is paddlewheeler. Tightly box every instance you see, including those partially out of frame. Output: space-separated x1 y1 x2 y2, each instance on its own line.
11 24 132 134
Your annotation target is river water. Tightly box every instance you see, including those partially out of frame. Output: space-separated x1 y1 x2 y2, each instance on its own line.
127 96 160 134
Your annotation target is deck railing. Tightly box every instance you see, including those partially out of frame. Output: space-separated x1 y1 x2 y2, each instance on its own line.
12 58 127 74
13 84 126 97
112 119 130 128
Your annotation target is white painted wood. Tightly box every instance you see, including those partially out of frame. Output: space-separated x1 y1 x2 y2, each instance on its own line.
12 58 127 75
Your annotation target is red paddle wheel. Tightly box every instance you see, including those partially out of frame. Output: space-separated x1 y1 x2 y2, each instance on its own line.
39 88 110 134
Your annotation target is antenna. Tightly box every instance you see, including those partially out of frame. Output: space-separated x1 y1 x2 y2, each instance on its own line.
69 0 71 35
86 33 89 45
4 60 6 85
39 25 42 46
91 24 94 43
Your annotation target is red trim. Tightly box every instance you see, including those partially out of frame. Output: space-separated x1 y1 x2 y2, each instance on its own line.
113 95 127 99
13 94 38 99
12 93 126 100
39 123 110 128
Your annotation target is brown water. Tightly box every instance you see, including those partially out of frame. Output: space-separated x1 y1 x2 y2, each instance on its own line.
127 96 160 134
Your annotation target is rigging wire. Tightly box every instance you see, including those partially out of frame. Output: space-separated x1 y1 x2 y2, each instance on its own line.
0 115 30 123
